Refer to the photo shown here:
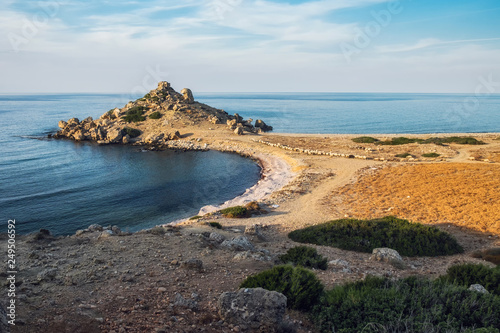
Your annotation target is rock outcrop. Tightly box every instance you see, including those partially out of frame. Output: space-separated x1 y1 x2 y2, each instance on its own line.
52 81 272 145
218 288 287 331
370 248 406 269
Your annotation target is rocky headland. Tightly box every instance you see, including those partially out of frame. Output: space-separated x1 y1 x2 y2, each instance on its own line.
2 82 500 332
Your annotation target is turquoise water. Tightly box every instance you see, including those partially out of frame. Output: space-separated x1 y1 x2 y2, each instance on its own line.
1 92 499 235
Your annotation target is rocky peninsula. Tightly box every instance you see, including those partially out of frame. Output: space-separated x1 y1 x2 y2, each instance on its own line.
2 82 500 332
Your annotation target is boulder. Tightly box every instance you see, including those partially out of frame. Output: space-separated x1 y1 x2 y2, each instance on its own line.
173 292 198 310
209 232 226 244
67 117 80 126
181 88 194 104
234 113 243 122
180 259 203 272
72 130 84 141
218 288 287 331
58 120 67 129
234 127 244 135
469 284 489 294
106 128 123 143
227 119 237 127
370 248 406 269
158 81 171 90
255 119 273 132
221 236 255 251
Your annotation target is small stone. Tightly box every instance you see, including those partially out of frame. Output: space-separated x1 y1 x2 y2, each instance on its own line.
158 287 167 293
469 284 489 294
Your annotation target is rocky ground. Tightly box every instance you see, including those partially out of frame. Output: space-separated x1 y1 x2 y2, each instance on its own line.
2 82 500 332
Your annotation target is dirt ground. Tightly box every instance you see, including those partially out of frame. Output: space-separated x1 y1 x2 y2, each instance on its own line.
3 130 500 333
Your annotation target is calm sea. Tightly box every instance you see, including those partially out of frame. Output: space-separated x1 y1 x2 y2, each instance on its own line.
1 92 499 235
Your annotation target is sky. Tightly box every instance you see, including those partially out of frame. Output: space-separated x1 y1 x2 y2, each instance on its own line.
1 0 500 93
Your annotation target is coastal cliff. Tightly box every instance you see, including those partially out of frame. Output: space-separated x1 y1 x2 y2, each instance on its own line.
52 81 272 146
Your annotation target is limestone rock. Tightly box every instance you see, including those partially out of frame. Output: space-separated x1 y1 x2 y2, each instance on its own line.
67 118 80 126
158 81 171 90
181 88 194 104
234 127 244 135
106 128 123 143
221 236 255 251
255 119 273 132
218 288 287 331
173 292 198 310
469 284 489 294
370 248 406 269
209 232 225 244
58 120 67 129
233 250 272 262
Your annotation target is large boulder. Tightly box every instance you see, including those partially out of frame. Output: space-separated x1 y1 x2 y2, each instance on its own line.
234 127 244 135
218 288 287 331
106 128 123 143
469 284 489 294
370 248 406 269
58 120 67 129
181 88 194 104
221 236 255 251
255 119 273 132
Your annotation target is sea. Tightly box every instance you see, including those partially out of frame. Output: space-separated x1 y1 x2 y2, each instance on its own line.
1 92 499 235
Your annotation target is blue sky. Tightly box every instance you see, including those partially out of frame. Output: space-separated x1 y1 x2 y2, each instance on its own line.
1 0 499 93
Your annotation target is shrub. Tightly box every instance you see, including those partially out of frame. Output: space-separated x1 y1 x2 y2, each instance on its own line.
220 206 249 218
352 136 379 144
395 152 413 158
149 111 162 119
440 263 500 295
424 136 485 145
240 265 324 311
379 137 424 145
279 246 328 270
208 222 222 229
422 152 440 158
149 226 166 235
288 216 463 257
472 248 500 265
312 276 500 332
123 106 146 123
189 215 201 220
124 127 141 138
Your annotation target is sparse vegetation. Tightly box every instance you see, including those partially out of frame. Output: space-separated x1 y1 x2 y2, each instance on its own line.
440 263 500 295
352 136 485 146
220 206 249 218
279 246 328 270
395 152 413 158
311 276 500 332
240 265 324 311
208 222 222 229
472 248 500 265
352 136 379 143
288 216 463 257
123 106 146 123
149 111 162 119
422 152 440 158
124 127 141 138
189 215 201 220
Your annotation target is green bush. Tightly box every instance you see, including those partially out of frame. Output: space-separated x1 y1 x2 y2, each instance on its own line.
208 222 222 229
379 137 424 145
288 216 463 257
352 136 379 144
189 215 201 220
424 137 485 145
240 265 324 311
220 206 249 218
395 152 413 158
422 152 440 158
312 276 500 332
123 106 146 123
440 263 500 295
124 127 141 138
149 111 162 119
279 246 328 270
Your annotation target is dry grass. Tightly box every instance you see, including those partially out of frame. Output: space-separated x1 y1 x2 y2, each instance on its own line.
331 163 500 235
